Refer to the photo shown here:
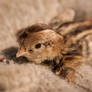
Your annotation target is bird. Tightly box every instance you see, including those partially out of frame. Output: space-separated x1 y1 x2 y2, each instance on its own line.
16 20 92 82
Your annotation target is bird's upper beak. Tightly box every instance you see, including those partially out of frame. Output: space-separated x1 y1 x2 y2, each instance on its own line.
16 48 26 58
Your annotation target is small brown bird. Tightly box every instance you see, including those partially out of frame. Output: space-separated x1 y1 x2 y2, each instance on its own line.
16 20 92 82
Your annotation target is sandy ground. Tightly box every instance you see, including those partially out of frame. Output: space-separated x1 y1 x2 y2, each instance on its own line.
0 0 92 92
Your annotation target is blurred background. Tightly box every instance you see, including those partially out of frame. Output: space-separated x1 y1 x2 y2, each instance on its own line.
0 0 92 50
0 1 92 92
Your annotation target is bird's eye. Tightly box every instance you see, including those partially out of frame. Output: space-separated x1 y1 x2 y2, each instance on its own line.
35 43 41 49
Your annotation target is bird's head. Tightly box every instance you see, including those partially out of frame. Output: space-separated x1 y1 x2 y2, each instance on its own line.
16 24 64 64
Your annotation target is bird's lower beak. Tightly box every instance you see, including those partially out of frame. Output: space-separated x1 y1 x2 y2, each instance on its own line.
16 49 26 58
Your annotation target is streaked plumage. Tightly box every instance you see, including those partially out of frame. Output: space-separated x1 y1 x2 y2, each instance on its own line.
16 20 92 82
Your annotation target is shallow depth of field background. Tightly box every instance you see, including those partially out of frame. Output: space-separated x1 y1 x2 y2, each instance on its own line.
0 0 92 92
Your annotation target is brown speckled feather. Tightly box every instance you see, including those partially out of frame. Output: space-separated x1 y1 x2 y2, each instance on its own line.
16 20 92 82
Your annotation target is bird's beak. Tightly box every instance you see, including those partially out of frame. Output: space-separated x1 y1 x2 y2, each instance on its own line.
16 48 26 58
